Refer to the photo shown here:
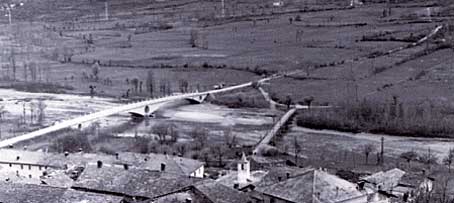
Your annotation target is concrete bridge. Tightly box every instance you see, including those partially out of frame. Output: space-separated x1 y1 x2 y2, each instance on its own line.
128 93 210 118
0 73 297 148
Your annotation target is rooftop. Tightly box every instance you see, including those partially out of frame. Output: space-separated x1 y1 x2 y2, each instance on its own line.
73 164 201 199
193 179 252 203
0 149 203 176
361 168 406 191
0 181 123 203
256 169 365 203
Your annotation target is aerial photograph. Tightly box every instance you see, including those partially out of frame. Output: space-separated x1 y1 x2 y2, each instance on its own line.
0 0 453 202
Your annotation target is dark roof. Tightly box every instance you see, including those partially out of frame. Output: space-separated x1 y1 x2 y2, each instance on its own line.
193 179 251 203
256 169 365 203
361 168 406 191
255 166 312 188
0 182 65 203
73 164 201 198
0 181 123 203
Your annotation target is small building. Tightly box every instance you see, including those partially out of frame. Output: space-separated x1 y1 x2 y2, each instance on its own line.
217 153 268 191
359 168 436 202
0 149 62 183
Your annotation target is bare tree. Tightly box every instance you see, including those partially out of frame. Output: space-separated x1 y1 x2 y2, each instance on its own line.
92 61 100 82
362 144 376 164
152 123 169 144
210 143 228 167
190 29 199 47
293 136 302 165
131 78 139 93
443 148 454 173
223 128 237 148
420 148 438 167
190 126 209 150
146 70 154 96
37 100 46 125
0 105 7 139
400 150 419 168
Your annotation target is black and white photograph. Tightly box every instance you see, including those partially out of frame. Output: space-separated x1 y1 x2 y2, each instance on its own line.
0 0 453 202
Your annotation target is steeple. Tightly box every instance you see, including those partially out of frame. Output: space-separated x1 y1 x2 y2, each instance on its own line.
237 152 250 184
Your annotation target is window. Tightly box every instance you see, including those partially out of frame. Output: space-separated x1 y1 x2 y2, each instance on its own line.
241 164 244 170
9 163 12 167
28 165 32 170
20 165 23 170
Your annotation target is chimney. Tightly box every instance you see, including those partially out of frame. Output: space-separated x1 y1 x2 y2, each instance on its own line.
124 164 129 170
233 183 239 189
286 172 290 179
16 156 20 161
115 153 119 160
278 176 282 182
161 163 166 172
97 160 103 168
64 151 69 157
185 198 192 203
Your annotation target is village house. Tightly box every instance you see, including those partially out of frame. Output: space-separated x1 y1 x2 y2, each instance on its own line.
72 163 202 201
252 168 368 203
0 148 205 185
359 168 436 203
0 181 123 203
151 179 252 203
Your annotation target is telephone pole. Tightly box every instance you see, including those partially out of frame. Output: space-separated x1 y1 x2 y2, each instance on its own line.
104 1 109 21
221 0 225 18
380 137 384 165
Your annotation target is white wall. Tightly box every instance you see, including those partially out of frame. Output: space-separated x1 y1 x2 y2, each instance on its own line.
0 162 48 179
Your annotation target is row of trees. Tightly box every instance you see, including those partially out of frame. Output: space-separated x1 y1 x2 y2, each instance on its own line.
19 100 47 125
129 123 238 167
400 148 454 172
123 70 197 98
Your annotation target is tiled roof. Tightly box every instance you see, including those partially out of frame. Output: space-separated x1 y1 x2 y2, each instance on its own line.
73 164 201 198
256 169 365 203
361 168 406 191
193 179 251 203
0 181 122 203
255 166 313 188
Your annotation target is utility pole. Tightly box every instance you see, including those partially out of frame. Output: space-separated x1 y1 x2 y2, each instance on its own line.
380 137 384 165
2 3 24 25
221 0 225 18
104 1 109 21
7 8 11 25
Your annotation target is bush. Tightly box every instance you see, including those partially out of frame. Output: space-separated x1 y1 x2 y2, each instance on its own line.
212 92 269 108
50 133 92 153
